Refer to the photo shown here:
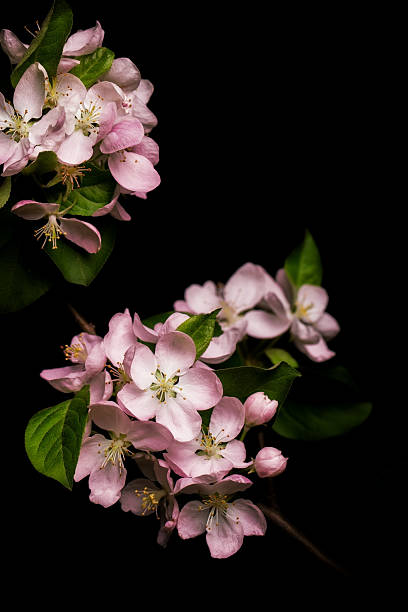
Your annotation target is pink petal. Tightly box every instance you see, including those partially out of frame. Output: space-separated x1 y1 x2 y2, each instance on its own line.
155 331 196 377
209 397 245 441
100 117 144 154
1 139 32 175
158 313 190 337
63 21 104 56
178 501 208 539
74 434 108 481
244 309 291 339
156 397 202 442
276 267 295 304
184 281 221 314
57 130 95 165
11 200 59 220
135 79 154 104
104 309 137 366
90 370 113 403
200 327 241 365
315 312 340 340
88 461 126 508
13 62 45 120
53 73 87 114
130 343 157 389
108 150 160 192
0 132 17 165
92 185 120 218
40 364 87 393
224 262 266 313
129 136 159 165
110 201 131 221
126 421 174 451
0 29 27 64
164 439 201 477
206 514 244 559
90 401 132 435
130 95 157 132
294 335 336 362
57 58 80 73
59 217 101 253
29 106 66 151
291 319 320 344
296 285 329 323
173 299 190 312
133 312 159 343
102 57 141 92
84 339 106 376
231 499 267 536
221 440 251 468
178 368 223 411
117 384 158 420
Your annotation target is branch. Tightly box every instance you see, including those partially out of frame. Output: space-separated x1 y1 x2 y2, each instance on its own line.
67 304 96 335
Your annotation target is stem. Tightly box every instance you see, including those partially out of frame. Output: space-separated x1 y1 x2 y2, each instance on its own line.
258 503 350 576
67 304 97 335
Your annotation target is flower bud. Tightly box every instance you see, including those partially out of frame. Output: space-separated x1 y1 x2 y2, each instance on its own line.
254 447 287 478
244 392 278 427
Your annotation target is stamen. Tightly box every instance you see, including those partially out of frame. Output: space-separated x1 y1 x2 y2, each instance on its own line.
34 215 65 249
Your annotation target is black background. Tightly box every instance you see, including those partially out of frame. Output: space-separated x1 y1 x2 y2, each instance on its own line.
1 0 402 596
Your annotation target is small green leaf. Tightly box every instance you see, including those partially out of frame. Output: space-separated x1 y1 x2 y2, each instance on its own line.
66 167 117 216
142 311 175 329
11 0 73 87
0 177 11 209
265 347 299 369
284 229 322 288
177 309 221 359
70 47 115 88
216 362 301 405
45 218 116 285
0 234 51 313
272 401 372 440
22 151 58 177
25 392 89 489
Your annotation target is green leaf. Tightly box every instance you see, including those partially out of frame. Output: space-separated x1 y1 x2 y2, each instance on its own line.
70 47 115 88
66 166 117 216
11 0 73 87
142 311 175 329
0 177 11 209
284 229 323 288
25 392 89 489
272 401 372 441
0 234 51 313
177 309 221 359
22 151 58 177
265 347 299 369
216 362 301 405
45 218 116 285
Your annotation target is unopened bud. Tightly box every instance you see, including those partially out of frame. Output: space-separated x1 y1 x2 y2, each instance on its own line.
254 447 287 478
244 392 278 427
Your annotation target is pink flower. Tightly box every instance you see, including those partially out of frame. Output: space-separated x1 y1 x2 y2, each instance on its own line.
244 392 278 427
253 447 288 478
103 309 138 386
0 62 45 175
174 262 266 342
245 268 340 362
120 456 179 547
177 474 266 559
74 402 173 507
1 22 104 73
11 200 102 253
40 332 106 393
164 397 250 481
117 331 223 442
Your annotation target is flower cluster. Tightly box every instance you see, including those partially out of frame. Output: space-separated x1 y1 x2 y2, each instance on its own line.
1 21 159 253
41 304 288 558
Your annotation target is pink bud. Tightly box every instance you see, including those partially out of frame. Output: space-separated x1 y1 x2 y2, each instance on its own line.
254 447 287 478
244 392 278 426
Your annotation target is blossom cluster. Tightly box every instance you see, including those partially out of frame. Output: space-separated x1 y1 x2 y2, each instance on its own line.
38 262 339 557
1 21 159 253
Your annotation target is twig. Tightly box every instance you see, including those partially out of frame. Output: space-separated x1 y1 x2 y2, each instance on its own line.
258 503 350 576
67 304 97 335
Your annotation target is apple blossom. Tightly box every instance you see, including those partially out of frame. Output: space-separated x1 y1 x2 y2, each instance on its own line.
11 200 102 252
74 402 173 507
253 447 288 478
117 331 223 441
244 392 278 427
177 474 266 559
245 268 340 362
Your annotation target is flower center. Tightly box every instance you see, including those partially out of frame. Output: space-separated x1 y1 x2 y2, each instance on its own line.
219 300 240 328
199 493 237 531
295 301 314 322
75 101 101 136
57 163 91 188
150 369 182 403
107 362 132 389
62 333 88 362
1 110 30 142
134 486 166 515
100 435 131 474
34 214 65 249
196 429 226 459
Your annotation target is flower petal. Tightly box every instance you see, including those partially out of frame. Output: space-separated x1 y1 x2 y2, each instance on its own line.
74 434 108 481
104 309 137 366
206 513 244 559
108 150 160 192
120 478 159 515
209 396 245 441
101 57 141 92
224 262 266 313
133 312 159 343
231 499 267 536
57 130 95 165
11 200 59 220
126 421 174 451
130 342 157 389
129 136 159 165
178 501 208 539
155 331 196 377
184 281 221 314
40 364 87 393
90 401 132 435
13 62 45 120
156 397 202 442
117 384 158 420
63 21 104 56
88 461 126 508
100 117 144 154
244 309 291 339
178 368 223 411
59 217 101 253
296 285 329 323
294 335 336 362
0 29 27 64
315 312 340 340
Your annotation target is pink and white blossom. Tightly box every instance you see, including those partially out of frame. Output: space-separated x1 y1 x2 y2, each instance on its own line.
11 200 102 253
117 331 223 442
244 392 278 427
253 446 288 478
74 402 173 507
177 474 266 559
